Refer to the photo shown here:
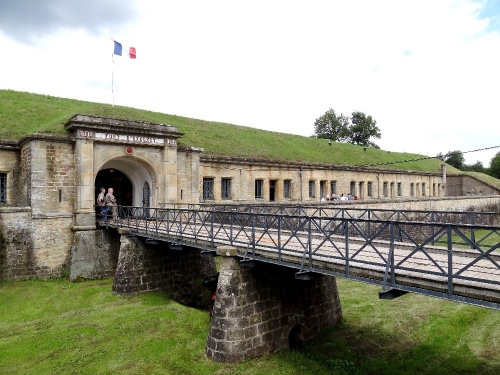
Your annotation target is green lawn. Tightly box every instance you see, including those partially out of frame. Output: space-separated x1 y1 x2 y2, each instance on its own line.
0 278 498 375
432 229 500 252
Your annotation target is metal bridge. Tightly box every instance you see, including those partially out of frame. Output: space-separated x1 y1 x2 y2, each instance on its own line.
101 205 500 310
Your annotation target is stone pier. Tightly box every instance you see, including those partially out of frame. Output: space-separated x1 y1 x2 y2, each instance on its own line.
112 230 217 307
206 246 343 362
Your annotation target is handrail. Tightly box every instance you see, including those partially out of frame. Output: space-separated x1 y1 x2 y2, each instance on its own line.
101 205 500 309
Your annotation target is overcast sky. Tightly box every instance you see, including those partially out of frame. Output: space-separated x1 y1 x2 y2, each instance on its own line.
1 0 499 166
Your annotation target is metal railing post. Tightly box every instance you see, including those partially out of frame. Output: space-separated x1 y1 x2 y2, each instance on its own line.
278 215 282 262
344 218 350 276
251 213 256 255
447 225 453 298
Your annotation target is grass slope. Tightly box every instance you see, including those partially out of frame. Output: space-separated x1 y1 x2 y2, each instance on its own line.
0 278 498 375
0 89 456 173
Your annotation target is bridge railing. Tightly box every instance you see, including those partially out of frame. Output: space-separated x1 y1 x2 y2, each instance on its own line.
112 206 499 308
192 203 499 225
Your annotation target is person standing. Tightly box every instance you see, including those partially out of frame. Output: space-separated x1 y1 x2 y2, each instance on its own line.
105 187 118 221
96 187 108 220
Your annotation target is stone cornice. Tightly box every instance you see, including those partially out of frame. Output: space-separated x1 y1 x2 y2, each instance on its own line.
65 114 184 139
18 133 75 146
199 154 441 176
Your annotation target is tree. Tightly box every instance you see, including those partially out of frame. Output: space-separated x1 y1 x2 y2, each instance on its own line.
347 111 381 148
313 109 349 142
445 150 465 169
463 161 485 173
490 151 500 178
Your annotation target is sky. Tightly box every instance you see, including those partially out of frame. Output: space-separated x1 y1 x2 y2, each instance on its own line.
1 0 499 167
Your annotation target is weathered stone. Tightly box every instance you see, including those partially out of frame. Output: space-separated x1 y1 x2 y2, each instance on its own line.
206 253 343 363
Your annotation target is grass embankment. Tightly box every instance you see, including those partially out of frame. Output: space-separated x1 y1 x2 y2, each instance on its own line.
0 89 455 173
0 278 498 375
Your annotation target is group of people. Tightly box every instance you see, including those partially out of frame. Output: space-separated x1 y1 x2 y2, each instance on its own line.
96 187 117 222
321 193 359 202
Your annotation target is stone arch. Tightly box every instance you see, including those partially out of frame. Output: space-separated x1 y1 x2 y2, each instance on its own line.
95 156 159 207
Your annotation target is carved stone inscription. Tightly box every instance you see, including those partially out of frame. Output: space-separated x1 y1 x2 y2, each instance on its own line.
77 130 177 146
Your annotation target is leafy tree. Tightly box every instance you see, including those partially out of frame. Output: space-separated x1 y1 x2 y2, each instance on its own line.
445 150 465 169
313 108 349 142
463 161 485 173
490 151 500 178
347 111 381 148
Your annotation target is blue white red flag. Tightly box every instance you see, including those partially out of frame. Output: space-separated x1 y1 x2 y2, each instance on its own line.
113 40 136 58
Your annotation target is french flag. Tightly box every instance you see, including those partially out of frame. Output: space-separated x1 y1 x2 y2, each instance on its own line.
113 40 136 59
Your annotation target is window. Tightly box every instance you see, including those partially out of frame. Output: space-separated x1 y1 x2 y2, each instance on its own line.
397 182 402 196
0 173 6 203
308 180 316 198
255 179 264 199
410 183 415 197
422 183 426 196
367 181 373 197
433 183 436 196
284 180 291 198
202 178 214 200
330 180 337 195
383 182 388 197
221 178 231 200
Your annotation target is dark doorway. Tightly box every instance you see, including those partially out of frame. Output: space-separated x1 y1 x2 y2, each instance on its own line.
95 169 133 207
269 180 277 202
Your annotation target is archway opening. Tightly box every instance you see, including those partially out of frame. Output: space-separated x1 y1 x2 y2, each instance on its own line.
288 324 306 351
95 168 133 207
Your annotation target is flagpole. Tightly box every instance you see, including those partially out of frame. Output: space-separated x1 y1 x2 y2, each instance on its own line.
111 38 115 106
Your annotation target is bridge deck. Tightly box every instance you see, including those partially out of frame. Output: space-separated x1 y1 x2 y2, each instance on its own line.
100 206 500 309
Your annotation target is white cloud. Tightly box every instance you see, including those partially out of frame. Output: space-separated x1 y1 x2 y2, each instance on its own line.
1 0 499 166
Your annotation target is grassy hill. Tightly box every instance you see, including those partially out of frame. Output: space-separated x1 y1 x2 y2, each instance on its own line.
0 89 461 173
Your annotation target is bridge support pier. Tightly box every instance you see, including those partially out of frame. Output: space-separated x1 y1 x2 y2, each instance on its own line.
206 246 343 363
112 230 217 307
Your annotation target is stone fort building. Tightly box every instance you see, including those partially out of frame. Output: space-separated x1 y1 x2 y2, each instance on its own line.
0 114 498 282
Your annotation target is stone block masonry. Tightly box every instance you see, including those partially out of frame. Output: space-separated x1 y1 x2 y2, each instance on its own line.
70 229 120 281
0 208 73 280
112 230 218 308
206 246 343 363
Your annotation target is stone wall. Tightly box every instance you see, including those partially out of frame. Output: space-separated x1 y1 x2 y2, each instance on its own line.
112 230 218 307
206 246 342 362
447 175 499 197
0 208 73 280
20 137 76 216
176 148 202 205
323 195 500 215
70 229 120 281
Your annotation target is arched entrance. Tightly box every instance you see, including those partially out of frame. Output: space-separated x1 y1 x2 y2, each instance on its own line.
94 157 157 209
95 169 133 207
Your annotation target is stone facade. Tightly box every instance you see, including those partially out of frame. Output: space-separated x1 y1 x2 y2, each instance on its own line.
195 156 447 204
0 115 498 281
